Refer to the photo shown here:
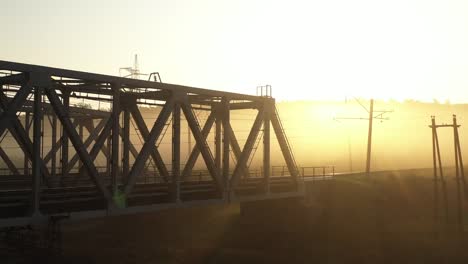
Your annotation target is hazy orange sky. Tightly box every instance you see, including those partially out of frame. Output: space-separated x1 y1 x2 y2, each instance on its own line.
2 0 468 102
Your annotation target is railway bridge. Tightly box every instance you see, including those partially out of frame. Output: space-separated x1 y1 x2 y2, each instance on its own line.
0 61 334 230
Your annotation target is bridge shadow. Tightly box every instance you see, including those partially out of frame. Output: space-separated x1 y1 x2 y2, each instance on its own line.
9 170 468 264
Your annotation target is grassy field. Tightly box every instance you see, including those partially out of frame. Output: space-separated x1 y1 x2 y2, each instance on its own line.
4 169 468 263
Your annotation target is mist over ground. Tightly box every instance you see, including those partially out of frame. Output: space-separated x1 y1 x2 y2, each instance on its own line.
0 99 464 175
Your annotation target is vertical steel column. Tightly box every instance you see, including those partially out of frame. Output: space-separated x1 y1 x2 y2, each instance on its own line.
78 121 84 173
222 98 230 196
172 103 181 202
263 100 271 194
107 137 111 179
32 86 42 215
111 85 120 196
24 112 30 176
215 106 222 177
122 109 130 181
61 91 70 182
51 115 57 178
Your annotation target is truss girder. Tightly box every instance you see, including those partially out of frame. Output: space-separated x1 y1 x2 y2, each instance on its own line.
129 104 170 182
124 99 174 195
181 101 222 190
67 118 109 174
226 123 250 178
230 108 264 189
0 82 32 137
0 61 302 215
0 146 20 175
271 110 299 180
181 112 216 179
0 90 51 186
44 85 113 203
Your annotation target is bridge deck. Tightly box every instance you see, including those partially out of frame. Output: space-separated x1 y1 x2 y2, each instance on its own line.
0 174 303 226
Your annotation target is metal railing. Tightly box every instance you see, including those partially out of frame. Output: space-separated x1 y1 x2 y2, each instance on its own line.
301 166 335 180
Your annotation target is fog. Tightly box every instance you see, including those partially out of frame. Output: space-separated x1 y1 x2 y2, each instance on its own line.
0 100 465 174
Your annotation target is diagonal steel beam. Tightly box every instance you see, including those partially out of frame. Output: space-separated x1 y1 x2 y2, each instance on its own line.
42 119 79 165
271 109 299 180
124 99 174 195
67 117 109 173
119 125 138 159
0 146 20 175
181 101 222 190
230 109 264 188
181 112 216 179
129 104 170 182
44 86 112 203
88 117 113 161
70 117 114 186
226 123 250 177
0 91 51 186
0 83 32 137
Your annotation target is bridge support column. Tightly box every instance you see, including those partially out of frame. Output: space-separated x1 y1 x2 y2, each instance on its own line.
215 107 222 178
122 109 130 182
111 85 121 199
60 91 69 185
111 84 124 208
24 112 30 177
51 114 57 179
172 102 181 202
32 85 43 216
78 121 84 175
263 99 272 194
222 97 230 200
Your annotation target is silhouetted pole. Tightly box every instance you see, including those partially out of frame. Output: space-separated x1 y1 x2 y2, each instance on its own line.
336 98 391 175
453 115 464 235
348 133 353 172
431 116 439 238
430 115 461 238
366 99 374 177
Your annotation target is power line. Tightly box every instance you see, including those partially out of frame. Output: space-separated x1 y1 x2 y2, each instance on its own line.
335 98 393 177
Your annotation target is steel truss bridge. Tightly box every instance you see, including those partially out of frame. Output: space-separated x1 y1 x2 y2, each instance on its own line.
0 60 310 227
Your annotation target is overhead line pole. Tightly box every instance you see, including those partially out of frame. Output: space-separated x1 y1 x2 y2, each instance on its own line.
335 98 392 177
365 99 374 177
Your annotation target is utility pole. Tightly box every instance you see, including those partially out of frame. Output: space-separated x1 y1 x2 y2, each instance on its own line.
335 98 392 176
430 115 466 239
366 99 374 177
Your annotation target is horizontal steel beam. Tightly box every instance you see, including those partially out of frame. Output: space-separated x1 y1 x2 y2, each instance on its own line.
0 60 262 102
0 94 110 118
0 73 25 85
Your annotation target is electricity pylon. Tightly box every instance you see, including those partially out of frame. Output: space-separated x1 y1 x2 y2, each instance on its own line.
120 54 148 79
